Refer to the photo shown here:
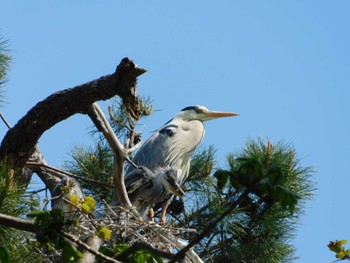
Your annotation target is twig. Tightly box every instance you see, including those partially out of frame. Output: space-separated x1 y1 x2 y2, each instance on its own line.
107 103 140 168
171 190 249 262
28 187 47 194
199 242 214 263
108 105 132 132
61 231 120 263
88 103 132 207
0 112 11 129
60 197 99 229
126 141 142 154
26 162 112 188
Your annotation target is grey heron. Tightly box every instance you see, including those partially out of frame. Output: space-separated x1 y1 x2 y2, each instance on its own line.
122 166 185 219
52 176 84 220
127 105 238 222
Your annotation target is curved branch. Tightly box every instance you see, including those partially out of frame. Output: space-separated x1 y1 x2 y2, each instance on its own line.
87 103 132 208
0 58 146 168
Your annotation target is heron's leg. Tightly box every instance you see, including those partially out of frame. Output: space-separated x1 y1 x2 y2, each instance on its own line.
148 208 155 222
160 202 168 223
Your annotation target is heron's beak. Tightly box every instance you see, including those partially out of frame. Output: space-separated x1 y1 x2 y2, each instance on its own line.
168 181 185 198
204 110 239 120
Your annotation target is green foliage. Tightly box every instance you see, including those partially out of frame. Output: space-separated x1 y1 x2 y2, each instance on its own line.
187 145 216 182
28 209 83 262
84 195 96 210
0 161 43 262
328 240 350 260
0 36 11 104
214 153 300 214
107 96 153 140
0 246 9 263
114 244 163 263
64 143 114 200
214 169 230 191
99 243 163 263
61 97 314 263
97 226 111 240
179 138 314 263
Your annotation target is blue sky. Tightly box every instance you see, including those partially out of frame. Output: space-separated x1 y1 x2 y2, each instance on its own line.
1 1 350 262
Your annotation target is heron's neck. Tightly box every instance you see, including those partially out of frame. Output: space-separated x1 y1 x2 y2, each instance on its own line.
156 174 171 193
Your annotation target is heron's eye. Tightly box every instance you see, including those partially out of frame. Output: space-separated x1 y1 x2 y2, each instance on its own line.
166 175 176 184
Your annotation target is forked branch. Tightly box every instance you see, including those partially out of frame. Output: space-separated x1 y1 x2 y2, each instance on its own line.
88 103 133 207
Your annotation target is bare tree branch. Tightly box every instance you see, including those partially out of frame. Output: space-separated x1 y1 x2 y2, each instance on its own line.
26 161 113 195
23 146 61 194
0 58 146 168
0 212 39 233
88 102 132 208
0 113 61 191
0 212 119 263
78 235 104 263
0 112 12 129
62 231 120 263
171 190 248 262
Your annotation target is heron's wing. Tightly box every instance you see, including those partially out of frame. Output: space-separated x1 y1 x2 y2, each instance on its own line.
129 123 179 171
124 168 153 201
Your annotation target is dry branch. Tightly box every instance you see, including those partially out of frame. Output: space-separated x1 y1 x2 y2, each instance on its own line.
171 190 249 262
62 232 120 263
0 213 118 263
88 102 132 208
0 58 146 168
26 161 113 194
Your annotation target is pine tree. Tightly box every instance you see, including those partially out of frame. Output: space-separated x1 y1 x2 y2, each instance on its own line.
64 102 314 262
0 48 315 262
0 36 11 105
0 38 45 261
181 139 314 262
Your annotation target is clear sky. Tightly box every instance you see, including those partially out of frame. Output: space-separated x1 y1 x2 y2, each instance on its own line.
1 1 350 262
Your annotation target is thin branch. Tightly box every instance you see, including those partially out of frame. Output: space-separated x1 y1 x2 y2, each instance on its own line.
0 212 39 233
61 232 120 263
78 235 103 263
108 105 132 132
27 187 47 195
26 161 112 189
88 102 132 207
91 102 126 158
0 112 11 129
126 141 142 155
171 190 249 262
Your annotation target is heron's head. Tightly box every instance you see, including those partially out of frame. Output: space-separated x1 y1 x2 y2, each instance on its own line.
158 168 185 197
178 105 239 122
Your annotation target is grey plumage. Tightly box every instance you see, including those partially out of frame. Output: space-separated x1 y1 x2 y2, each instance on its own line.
122 166 184 218
51 176 84 219
126 105 238 222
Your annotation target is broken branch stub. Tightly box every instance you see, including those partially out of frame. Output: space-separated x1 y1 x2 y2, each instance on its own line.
0 58 146 169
